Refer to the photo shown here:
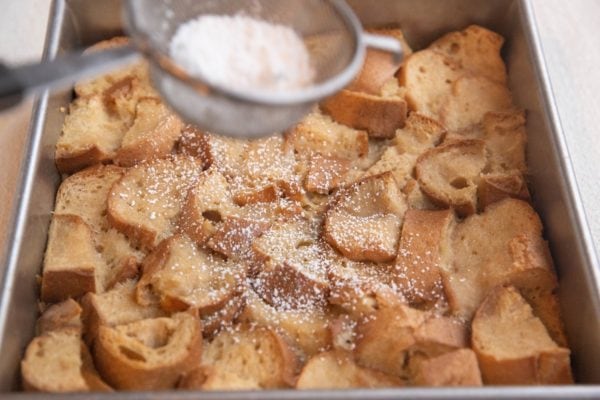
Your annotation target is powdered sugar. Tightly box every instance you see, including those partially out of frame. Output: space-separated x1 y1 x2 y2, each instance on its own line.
169 15 315 91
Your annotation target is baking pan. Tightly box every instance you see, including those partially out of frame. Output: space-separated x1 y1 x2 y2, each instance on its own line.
1 0 599 398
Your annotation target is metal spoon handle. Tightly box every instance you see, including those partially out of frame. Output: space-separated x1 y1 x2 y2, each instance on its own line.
0 45 139 111
363 32 404 63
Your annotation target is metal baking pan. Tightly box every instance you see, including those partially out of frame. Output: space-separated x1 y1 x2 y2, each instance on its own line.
1 0 599 398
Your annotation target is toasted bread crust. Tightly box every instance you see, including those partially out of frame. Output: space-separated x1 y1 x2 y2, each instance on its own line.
94 312 203 390
321 90 407 139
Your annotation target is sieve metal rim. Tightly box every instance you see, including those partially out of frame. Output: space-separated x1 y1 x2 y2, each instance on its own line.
122 0 366 106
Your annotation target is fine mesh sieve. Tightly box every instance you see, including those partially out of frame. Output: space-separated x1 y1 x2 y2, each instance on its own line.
123 0 403 137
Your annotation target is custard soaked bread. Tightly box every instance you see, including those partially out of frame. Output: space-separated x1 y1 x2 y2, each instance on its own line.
25 24 574 393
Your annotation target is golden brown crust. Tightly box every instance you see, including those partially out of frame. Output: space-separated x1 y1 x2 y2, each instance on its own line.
471 286 572 384
200 324 299 389
94 312 203 390
296 350 404 389
394 209 454 305
321 90 407 139
416 139 486 216
41 215 101 303
413 348 483 386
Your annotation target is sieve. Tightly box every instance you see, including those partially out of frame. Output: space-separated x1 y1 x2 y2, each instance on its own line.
0 0 403 138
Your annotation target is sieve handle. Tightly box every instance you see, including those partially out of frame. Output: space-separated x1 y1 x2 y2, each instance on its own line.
363 32 404 63
0 45 139 111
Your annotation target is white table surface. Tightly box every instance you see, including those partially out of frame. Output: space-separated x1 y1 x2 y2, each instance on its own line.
0 0 599 260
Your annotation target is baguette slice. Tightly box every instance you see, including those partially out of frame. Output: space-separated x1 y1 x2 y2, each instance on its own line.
41 214 102 303
354 293 467 377
178 169 241 245
54 165 144 290
178 125 248 175
324 172 407 262
21 329 111 392
429 25 507 84
399 49 463 118
482 111 527 174
287 112 369 161
94 311 202 390
81 279 167 346
113 97 183 167
394 209 454 305
56 95 129 173
136 235 244 313
296 350 403 389
239 289 332 358
441 199 558 321
252 219 330 309
107 156 203 249
199 324 298 390
472 286 572 384
413 348 482 386
304 154 350 194
364 113 446 188
416 139 487 216
321 89 407 139
440 76 514 132
478 172 530 210
37 299 82 335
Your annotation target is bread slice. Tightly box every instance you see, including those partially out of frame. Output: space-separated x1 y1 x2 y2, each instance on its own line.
296 350 403 389
321 89 407 139
287 111 369 161
200 294 246 339
327 259 398 318
21 329 111 392
94 311 202 390
354 296 427 377
239 289 332 358
107 155 203 249
440 199 558 321
324 172 407 262
179 367 260 390
354 292 467 378
56 95 129 173
348 28 412 95
199 324 298 390
252 219 330 309
113 97 183 167
80 279 166 346
395 112 447 155
394 209 454 305
478 172 530 210
54 165 144 290
178 125 248 175
363 113 446 189
399 49 463 117
233 135 301 204
416 139 487 216
429 25 507 84
471 286 572 384
482 110 527 174
37 299 82 335
41 214 103 303
413 348 482 386
178 168 241 245
58 39 171 173
304 154 350 194
402 178 440 210
136 235 244 313
440 76 514 132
